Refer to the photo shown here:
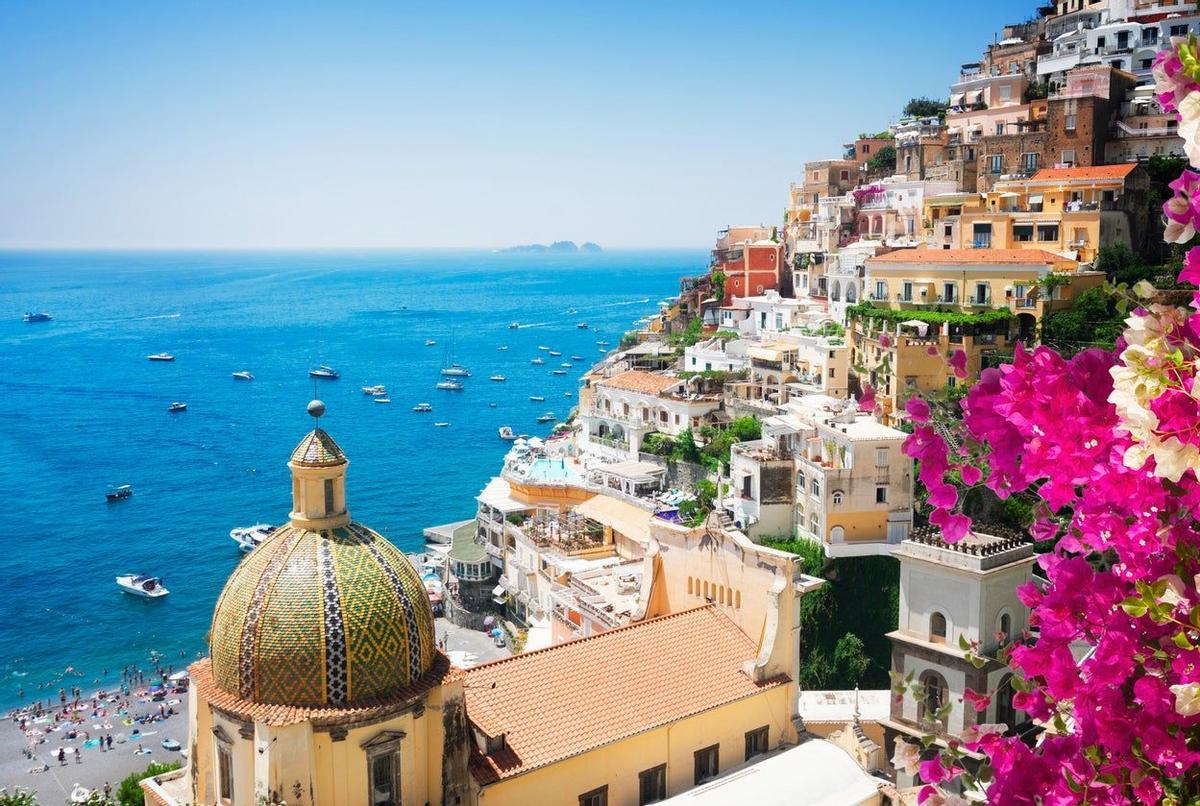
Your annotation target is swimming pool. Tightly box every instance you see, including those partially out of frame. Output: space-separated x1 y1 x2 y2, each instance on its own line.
527 458 580 483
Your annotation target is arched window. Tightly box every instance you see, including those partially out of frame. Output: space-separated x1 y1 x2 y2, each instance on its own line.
846 284 857 303
719 585 726 604
703 580 709 599
831 281 841 302
930 612 948 644
829 526 845 543
735 590 741 609
687 576 693 595
831 491 844 505
918 671 949 728
998 612 1011 647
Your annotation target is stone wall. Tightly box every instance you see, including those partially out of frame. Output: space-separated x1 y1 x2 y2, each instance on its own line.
637 452 709 491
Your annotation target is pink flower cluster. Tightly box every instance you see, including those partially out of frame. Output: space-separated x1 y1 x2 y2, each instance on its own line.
852 184 885 206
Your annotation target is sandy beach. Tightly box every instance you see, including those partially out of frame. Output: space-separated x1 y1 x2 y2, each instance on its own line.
1 682 190 801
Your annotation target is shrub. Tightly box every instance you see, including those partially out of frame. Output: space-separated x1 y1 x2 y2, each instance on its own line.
117 762 180 806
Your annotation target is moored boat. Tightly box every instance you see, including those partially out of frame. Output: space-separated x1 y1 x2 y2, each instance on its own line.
529 395 545 402
413 402 433 412
509 322 521 329
230 523 277 552
538 345 549 351
436 380 463 391
309 365 340 379
531 357 545 365
231 371 254 381
167 402 187 412
548 351 562 357
576 322 588 329
362 384 387 395
434 422 450 427
536 412 556 423
498 426 518 441
571 355 584 361
147 353 175 362
490 374 506 382
116 574 169 598
374 397 392 404
425 339 437 346
23 312 52 323
552 369 567 375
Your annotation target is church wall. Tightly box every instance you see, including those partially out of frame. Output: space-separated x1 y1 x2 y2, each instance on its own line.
476 687 793 806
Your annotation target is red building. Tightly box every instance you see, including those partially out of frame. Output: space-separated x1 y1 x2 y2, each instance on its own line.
712 231 785 305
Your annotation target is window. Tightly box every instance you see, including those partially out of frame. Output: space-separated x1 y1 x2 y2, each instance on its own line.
1061 148 1076 165
1144 27 1159 45
999 612 1012 646
1064 113 1077 132
995 675 1017 727
694 745 720 785
987 154 1003 174
995 122 1004 136
931 611 948 644
874 280 886 300
1037 224 1060 242
809 512 819 535
370 750 399 806
1171 24 1189 37
579 786 608 806
876 486 888 504
1022 152 1039 173
875 448 889 468
796 471 805 488
840 170 850 181
744 726 770 761
942 282 956 303
811 477 821 497
919 671 950 727
832 491 843 505
217 743 233 803
1013 224 1034 242
639 765 667 805
972 223 992 249
324 478 335 514
902 281 912 301
974 282 990 304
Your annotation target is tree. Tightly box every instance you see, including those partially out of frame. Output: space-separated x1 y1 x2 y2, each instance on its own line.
117 762 180 806
0 789 38 806
866 145 896 174
675 428 702 464
832 632 872 686
1041 286 1124 352
903 97 947 118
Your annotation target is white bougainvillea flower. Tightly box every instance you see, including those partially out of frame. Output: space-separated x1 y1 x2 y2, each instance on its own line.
1171 682 1200 716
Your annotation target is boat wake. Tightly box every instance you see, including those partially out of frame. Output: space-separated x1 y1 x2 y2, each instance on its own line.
129 313 182 321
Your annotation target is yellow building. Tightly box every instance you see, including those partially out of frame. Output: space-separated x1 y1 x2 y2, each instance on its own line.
923 163 1150 263
144 402 873 806
850 248 1104 423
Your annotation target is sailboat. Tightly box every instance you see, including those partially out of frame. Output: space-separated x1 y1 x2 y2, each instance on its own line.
439 332 470 377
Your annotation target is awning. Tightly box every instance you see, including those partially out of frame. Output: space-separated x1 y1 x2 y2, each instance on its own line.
899 320 930 337
1028 194 1044 204
747 346 789 362
998 192 1019 198
949 93 965 105
573 494 654 545
492 584 506 597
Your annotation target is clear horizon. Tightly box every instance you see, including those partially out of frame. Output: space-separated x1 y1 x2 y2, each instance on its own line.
2 0 1034 250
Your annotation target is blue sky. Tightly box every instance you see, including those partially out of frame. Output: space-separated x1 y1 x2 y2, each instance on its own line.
0 0 1036 249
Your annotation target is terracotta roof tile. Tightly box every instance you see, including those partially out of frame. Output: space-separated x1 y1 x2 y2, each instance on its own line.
1030 164 1138 181
596 370 681 395
868 248 1074 266
464 605 788 784
189 654 463 727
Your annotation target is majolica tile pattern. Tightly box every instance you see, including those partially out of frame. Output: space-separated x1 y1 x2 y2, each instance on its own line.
210 522 436 706
290 427 347 467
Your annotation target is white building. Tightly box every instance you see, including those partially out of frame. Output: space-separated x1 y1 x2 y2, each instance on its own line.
733 291 834 339
684 336 749 374
579 370 723 459
883 527 1035 789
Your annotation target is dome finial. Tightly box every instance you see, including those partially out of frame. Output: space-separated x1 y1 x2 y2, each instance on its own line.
307 399 326 421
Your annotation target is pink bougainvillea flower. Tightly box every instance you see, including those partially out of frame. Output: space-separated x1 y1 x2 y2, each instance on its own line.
858 385 876 412
1180 245 1200 287
963 688 991 712
905 396 931 423
948 348 968 379
959 464 982 486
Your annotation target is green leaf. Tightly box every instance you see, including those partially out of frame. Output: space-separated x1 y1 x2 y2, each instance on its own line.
1121 597 1148 618
1174 631 1196 651
958 633 972 651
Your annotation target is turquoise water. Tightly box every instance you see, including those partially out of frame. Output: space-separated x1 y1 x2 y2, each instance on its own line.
526 457 578 483
0 249 699 710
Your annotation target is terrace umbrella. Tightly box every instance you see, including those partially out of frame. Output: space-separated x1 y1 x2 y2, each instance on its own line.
900 319 930 337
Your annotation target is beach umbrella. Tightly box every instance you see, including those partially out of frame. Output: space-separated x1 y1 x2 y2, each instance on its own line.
167 671 188 682
483 616 495 627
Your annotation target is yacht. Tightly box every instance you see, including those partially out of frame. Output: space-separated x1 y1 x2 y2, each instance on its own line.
489 374 506 382
498 426 518 441
497 346 508 351
596 340 610 346
106 484 133 502
531 357 545 365
167 402 187 412
231 371 253 381
538 345 549 351
488 402 498 408
425 339 437 346
147 353 175 362
560 362 572 368
434 422 450 427
436 380 464 391
362 385 387 395
576 322 589 329
564 391 573 397
374 397 392 404
23 312 52 323
230 523 277 552
441 364 470 377
509 322 521 329
548 351 562 357
536 412 556 423
529 395 545 402
413 402 433 412
115 574 169 599
552 369 567 375
571 355 584 361
310 365 340 379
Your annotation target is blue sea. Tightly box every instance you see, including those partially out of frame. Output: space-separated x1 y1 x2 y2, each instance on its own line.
0 249 699 710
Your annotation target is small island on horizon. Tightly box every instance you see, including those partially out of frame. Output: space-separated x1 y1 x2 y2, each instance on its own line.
497 240 602 254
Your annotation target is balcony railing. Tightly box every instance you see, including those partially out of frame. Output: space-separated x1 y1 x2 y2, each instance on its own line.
966 295 993 306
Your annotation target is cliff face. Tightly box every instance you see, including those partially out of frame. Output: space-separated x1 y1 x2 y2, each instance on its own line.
498 241 603 253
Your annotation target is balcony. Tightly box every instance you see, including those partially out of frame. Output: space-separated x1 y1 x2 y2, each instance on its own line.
966 295 993 306
972 240 993 249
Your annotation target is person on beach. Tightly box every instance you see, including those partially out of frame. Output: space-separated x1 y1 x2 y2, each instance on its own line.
57 747 65 765
74 746 80 764
103 782 111 798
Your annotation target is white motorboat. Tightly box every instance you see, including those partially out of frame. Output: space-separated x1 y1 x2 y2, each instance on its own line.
564 391 573 397
167 402 187 412
548 351 562 357
560 362 572 368
596 340 610 346
489 402 497 408
498 426 518 441
23 312 52 323
413 402 433 412
436 380 464 391
529 395 545 402
232 371 254 381
509 322 521 329
310 365 340 379
434 422 450 427
571 355 584 361
576 322 588 329
425 339 437 346
536 412 556 423
362 385 387 395
230 523 277 552
552 369 567 375
147 353 175 362
531 357 545 365
374 397 392 404
538 345 550 351
490 375 506 382
116 574 169 598
497 346 508 351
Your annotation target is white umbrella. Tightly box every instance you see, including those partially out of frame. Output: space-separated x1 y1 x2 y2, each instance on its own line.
167 671 188 682
899 319 929 337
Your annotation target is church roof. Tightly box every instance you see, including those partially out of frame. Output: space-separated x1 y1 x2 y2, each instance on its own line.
209 520 438 708
465 605 789 785
290 428 346 467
